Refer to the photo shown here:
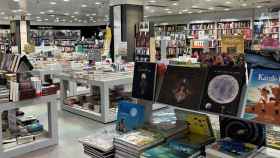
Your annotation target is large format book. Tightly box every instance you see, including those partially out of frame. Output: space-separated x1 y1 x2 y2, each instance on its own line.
158 65 207 110
132 62 157 101
244 68 280 125
140 141 201 158
116 101 145 133
219 117 266 147
201 66 246 116
17 55 33 73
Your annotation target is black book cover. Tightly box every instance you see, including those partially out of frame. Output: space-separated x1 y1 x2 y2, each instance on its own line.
201 66 246 116
132 62 157 101
17 55 33 72
157 65 207 110
219 116 266 147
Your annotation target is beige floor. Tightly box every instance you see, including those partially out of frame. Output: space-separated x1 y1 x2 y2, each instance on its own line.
14 103 111 158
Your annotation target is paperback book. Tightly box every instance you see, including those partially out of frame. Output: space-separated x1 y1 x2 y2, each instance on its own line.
244 68 280 125
132 62 157 101
158 65 207 110
201 66 246 116
116 101 145 133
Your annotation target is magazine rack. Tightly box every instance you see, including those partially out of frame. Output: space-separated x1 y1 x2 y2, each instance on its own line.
0 95 59 158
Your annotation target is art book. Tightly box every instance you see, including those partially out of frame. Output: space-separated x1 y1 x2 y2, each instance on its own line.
157 65 207 110
140 141 201 158
244 68 280 125
116 101 145 133
201 66 246 116
132 62 157 101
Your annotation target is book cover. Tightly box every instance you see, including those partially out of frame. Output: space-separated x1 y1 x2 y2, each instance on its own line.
141 142 200 158
253 146 280 158
201 66 246 116
116 101 145 133
219 117 266 147
132 62 157 101
158 65 207 110
245 68 280 125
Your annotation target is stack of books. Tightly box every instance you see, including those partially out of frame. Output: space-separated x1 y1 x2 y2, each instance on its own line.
79 125 120 158
114 129 164 158
0 53 33 73
42 84 59 96
0 85 9 103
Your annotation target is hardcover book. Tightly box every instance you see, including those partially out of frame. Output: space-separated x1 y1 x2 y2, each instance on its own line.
244 68 280 125
116 101 145 133
132 62 157 101
158 65 207 110
201 66 246 116
219 117 266 147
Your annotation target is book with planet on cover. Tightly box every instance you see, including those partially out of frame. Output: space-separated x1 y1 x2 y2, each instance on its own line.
201 66 246 116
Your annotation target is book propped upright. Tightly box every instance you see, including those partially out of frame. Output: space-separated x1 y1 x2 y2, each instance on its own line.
244 68 280 125
201 66 246 116
16 55 33 73
116 101 145 133
158 65 207 110
132 62 157 101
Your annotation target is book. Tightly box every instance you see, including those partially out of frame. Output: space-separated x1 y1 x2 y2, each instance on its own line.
201 66 246 116
252 146 280 158
116 101 145 133
140 142 201 158
132 62 157 101
158 65 207 110
219 117 266 147
244 68 280 125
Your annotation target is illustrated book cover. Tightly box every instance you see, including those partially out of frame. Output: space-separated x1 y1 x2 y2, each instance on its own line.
201 66 246 116
158 65 207 110
132 62 157 101
244 68 280 125
116 101 145 133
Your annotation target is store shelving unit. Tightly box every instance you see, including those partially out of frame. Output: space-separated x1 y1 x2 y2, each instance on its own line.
0 94 59 158
57 72 133 123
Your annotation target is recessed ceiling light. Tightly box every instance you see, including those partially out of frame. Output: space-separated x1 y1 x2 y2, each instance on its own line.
209 7 214 10
71 15 75 18
74 18 78 21
63 0 69 2
26 13 32 16
205 0 211 1
50 15 55 17
36 16 41 19
92 13 96 16
69 20 73 22
224 8 230 11
182 9 188 12
78 19 82 22
74 11 79 14
149 0 156 2
40 11 45 14
242 3 247 7
145 6 150 9
256 5 262 8
62 19 66 22
13 0 19 2
4 17 9 20
50 1 56 5
164 8 170 11
95 2 101 5
150 10 155 13
37 19 42 22
188 11 193 14
179 12 182 14
81 4 87 7
192 5 198 8
0 12 5 15
172 3 178 6
198 10 203 13
44 19 48 21
48 10 54 13
64 13 69 16
86 14 90 16
167 11 172 14
225 1 232 4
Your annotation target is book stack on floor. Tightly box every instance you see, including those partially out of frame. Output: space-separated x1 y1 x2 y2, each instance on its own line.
114 129 165 158
79 125 121 158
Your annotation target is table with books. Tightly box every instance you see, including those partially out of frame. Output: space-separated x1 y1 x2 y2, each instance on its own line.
56 70 133 123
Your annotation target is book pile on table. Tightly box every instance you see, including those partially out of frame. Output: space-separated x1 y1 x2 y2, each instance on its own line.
79 125 120 158
114 129 164 158
42 84 59 96
0 85 9 103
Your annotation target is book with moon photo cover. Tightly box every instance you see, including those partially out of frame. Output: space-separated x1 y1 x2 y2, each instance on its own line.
132 62 157 101
244 68 280 125
157 65 208 110
201 66 246 116
219 116 266 147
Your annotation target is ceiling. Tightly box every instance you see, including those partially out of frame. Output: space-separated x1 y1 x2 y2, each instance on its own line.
0 0 279 25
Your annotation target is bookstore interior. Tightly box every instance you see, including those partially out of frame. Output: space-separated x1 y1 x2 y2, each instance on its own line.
1 0 280 158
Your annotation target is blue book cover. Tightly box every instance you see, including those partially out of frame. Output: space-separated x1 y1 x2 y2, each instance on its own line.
116 101 145 133
245 68 280 125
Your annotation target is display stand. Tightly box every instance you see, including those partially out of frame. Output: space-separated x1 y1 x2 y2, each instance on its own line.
57 72 133 123
0 94 59 158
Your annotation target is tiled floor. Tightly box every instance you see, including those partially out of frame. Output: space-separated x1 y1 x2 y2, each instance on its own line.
15 103 111 158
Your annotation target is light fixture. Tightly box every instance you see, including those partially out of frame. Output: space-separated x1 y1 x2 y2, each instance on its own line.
92 13 96 16
149 0 156 2
0 12 5 15
4 17 9 20
64 13 69 16
242 3 247 7
225 1 232 4
86 14 90 16
63 0 69 2
26 13 32 16
179 12 182 14
81 4 87 7
182 9 188 12
36 16 41 19
224 8 230 11
256 5 262 8
205 0 211 1
188 11 193 14
172 3 178 6
50 1 56 5
95 2 101 5
74 11 79 14
145 6 150 9
48 10 54 13
167 11 172 14
198 10 203 13
74 18 78 21
69 20 73 22
37 19 42 22
150 9 155 13
13 0 19 2
40 11 45 14
209 7 214 10
192 5 198 8
164 8 170 11
71 15 75 18
44 19 49 21
50 15 55 17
